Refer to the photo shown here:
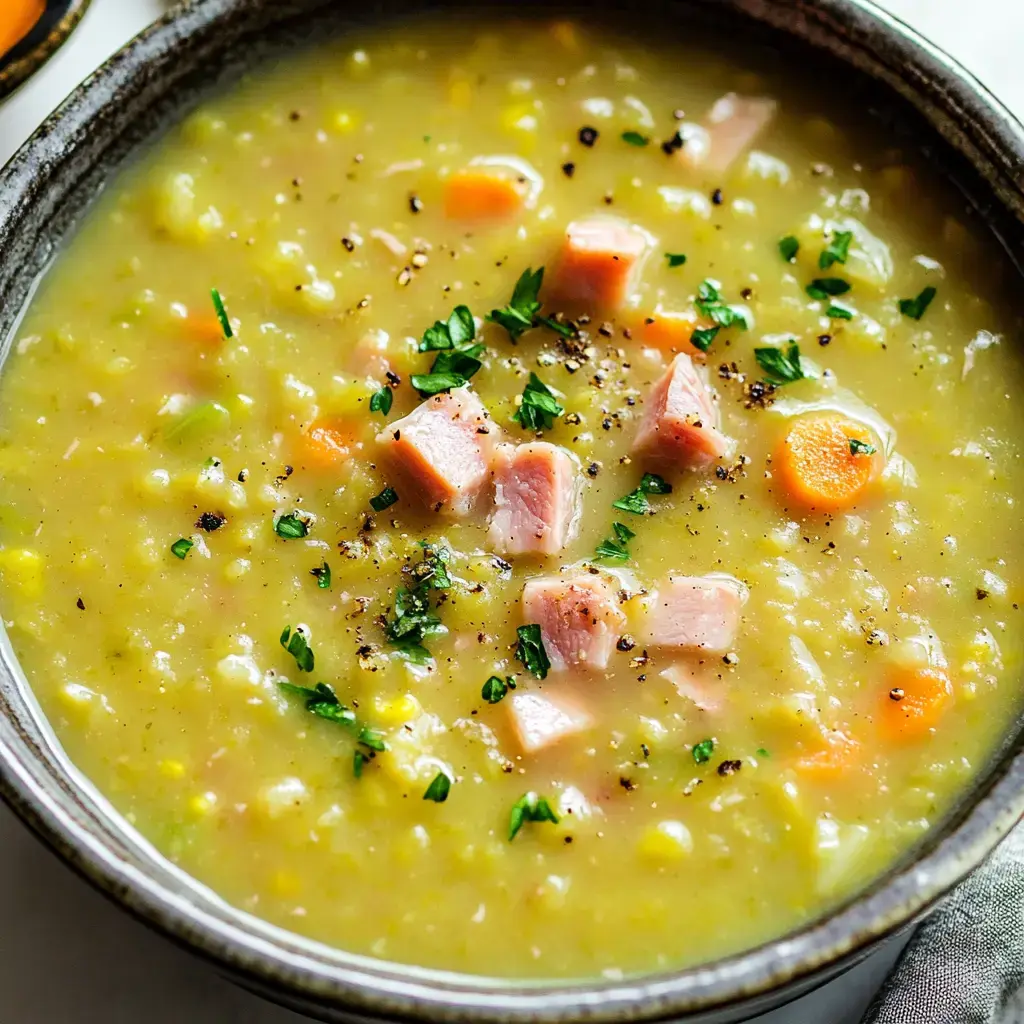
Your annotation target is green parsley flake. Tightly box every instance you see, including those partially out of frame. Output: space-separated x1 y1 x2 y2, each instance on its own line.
754 343 805 386
756 747 770 758
210 287 233 339
621 131 649 146
278 680 356 726
369 386 393 417
612 473 672 515
515 624 551 680
806 277 851 300
849 438 877 456
481 675 510 704
693 738 715 764
410 371 467 396
818 230 853 270
311 561 331 589
353 750 367 778
595 521 636 561
695 279 748 329
509 792 559 840
279 626 315 673
778 235 800 263
420 305 475 351
170 537 193 559
370 486 399 512
664 252 687 268
899 286 937 320
487 267 544 342
383 545 451 664
690 326 720 352
274 513 310 539
513 372 564 431
423 771 452 803
826 302 854 321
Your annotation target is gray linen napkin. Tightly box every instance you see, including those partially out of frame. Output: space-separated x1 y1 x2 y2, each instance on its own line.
861 824 1024 1023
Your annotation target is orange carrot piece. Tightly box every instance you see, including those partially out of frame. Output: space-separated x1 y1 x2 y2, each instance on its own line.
880 666 953 740
795 731 860 780
0 0 44 58
301 418 358 469
638 308 707 355
775 414 881 512
443 170 527 221
186 315 227 346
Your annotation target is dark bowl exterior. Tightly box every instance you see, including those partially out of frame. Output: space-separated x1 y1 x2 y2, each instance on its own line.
1 2 1024 1022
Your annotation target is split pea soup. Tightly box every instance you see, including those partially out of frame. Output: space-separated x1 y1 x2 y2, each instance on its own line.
1 12 1022 980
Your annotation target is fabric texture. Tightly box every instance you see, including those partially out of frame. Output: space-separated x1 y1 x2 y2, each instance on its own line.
861 824 1024 1024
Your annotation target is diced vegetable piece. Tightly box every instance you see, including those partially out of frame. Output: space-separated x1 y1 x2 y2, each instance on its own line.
163 401 230 443
301 418 359 469
679 94 777 174
795 732 860 779
506 691 593 753
443 157 541 221
641 575 747 652
638 307 708 355
880 666 953 739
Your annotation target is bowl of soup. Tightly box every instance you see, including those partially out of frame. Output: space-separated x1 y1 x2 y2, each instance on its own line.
1 0 1023 1021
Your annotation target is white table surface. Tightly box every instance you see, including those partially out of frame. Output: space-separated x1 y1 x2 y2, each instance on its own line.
0 1 1020 1021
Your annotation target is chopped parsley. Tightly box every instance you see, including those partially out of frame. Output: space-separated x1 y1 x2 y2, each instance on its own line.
849 438 877 456
693 737 715 764
621 130 649 146
778 235 800 263
754 343 805 385
595 521 636 561
481 675 515 703
418 305 484 385
170 538 193 559
369 385 393 417
383 543 451 663
899 285 937 320
806 277 851 300
695 279 748 329
513 372 564 431
279 625 315 673
664 252 687 268
429 343 485 381
353 750 368 778
370 486 399 512
279 680 355 726
420 305 476 351
535 315 575 339
311 561 331 589
488 266 544 342
275 512 310 539
423 771 452 803
826 302 854 321
818 230 853 270
515 624 551 680
410 371 468 396
508 792 559 840
756 747 770 758
210 287 233 339
612 472 672 515
689 326 720 352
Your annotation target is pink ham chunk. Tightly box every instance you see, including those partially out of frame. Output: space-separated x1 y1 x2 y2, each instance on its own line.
642 574 747 652
633 353 731 467
522 572 626 672
375 387 498 514
546 216 653 310
680 94 777 175
507 691 594 753
660 662 726 713
489 442 582 556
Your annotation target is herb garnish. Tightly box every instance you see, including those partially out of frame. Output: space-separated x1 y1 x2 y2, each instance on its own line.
515 624 551 680
370 486 399 512
170 538 193 559
421 305 475 352
488 267 544 342
311 561 331 589
280 625 315 673
423 771 452 803
612 473 672 515
693 737 715 764
595 522 636 561
482 675 515 703
410 371 470 397
210 287 233 339
621 130 649 147
383 543 451 663
778 235 800 263
513 372 564 431
818 230 853 270
369 385 393 417
665 252 687 268
826 302 854 321
898 286 937 320
415 306 484 389
695 279 748 329
508 792 559 840
849 438 877 456
806 277 851 300
279 680 355 725
754 343 805 385
689 326 720 352
275 512 310 539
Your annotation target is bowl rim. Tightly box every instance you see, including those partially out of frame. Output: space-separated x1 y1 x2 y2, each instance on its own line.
1 0 1024 1021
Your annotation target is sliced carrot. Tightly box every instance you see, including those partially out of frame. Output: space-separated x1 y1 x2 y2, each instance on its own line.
638 308 707 356
775 414 881 512
880 666 953 740
443 170 527 221
301 418 359 469
794 731 860 780
185 315 227 346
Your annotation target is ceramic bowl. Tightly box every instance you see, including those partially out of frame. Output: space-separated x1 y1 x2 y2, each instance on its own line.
1 2 1023 1022
0 0 93 99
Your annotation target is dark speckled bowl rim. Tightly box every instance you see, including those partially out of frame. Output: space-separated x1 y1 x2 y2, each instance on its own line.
1 1 1024 1021
0 0 93 100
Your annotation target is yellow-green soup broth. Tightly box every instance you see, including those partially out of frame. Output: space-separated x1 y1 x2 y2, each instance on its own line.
2 14 1022 980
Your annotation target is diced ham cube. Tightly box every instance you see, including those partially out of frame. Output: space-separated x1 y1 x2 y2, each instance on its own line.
522 572 626 672
375 387 498 514
507 691 594 753
489 442 582 556
641 574 748 652
546 216 653 310
680 94 777 175
660 662 725 713
633 353 731 467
